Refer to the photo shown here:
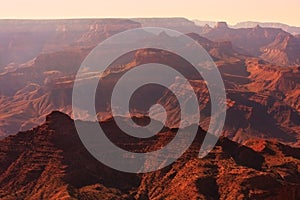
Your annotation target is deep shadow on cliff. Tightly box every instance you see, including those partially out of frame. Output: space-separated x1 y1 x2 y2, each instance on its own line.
0 111 299 199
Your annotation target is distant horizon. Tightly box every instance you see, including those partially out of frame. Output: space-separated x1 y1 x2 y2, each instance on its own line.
1 0 299 27
0 17 299 28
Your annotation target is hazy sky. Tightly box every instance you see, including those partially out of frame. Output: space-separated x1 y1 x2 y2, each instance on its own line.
1 0 300 26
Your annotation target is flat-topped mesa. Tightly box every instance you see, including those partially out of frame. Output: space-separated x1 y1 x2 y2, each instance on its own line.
215 21 229 29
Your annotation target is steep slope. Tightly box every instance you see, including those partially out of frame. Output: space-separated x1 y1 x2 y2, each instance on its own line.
101 46 300 146
0 22 299 148
186 33 241 61
0 111 299 199
0 111 141 199
199 22 300 65
0 47 89 137
0 31 239 137
200 22 289 56
158 57 300 145
0 19 140 68
260 33 300 66
0 32 299 147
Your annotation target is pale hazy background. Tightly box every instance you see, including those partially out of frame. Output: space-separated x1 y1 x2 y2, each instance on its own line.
0 0 299 26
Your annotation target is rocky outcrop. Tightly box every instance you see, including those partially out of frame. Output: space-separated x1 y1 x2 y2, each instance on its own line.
215 22 229 29
260 34 300 66
200 23 295 62
0 19 140 67
0 19 299 149
0 112 300 199
187 33 237 60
